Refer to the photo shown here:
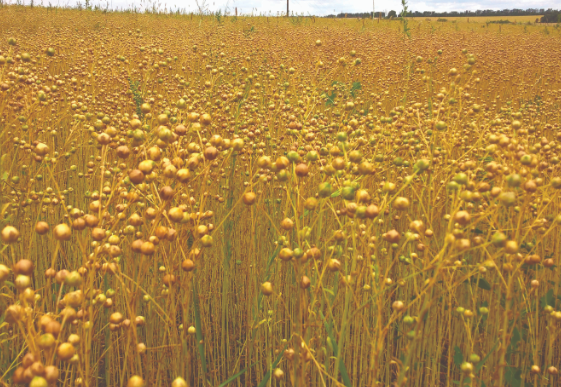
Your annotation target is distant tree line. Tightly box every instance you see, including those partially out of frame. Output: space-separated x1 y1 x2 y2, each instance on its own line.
325 8 561 23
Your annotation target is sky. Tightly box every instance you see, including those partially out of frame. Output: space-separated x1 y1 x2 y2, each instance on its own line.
27 0 559 16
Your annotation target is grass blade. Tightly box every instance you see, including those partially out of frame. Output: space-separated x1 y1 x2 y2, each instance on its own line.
218 361 257 387
193 278 209 384
320 312 351 387
256 343 288 387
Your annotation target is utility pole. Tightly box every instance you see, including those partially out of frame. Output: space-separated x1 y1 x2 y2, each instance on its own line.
287 0 289 17
372 0 375 19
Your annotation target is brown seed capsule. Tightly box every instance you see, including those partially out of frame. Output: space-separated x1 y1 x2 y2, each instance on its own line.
174 125 187 136
383 229 401 243
280 218 294 230
44 366 59 384
261 282 273 296
35 221 50 235
392 301 405 312
22 353 37 368
91 228 106 241
61 307 77 323
327 259 341 272
279 248 293 261
1 225 19 243
13 366 26 384
172 377 188 387
301 276 311 289
57 343 75 361
307 247 322 260
0 264 9 281
295 163 309 177
530 365 541 374
141 241 155 255
84 215 100 228
365 204 380 219
163 274 177 286
14 259 34 276
273 368 284 380
131 239 144 253
393 197 410 210
453 211 471 226
204 146 218 160
127 376 145 387
53 224 71 241
182 259 195 272
30 362 45 377
242 192 257 205
275 156 289 170
5 305 23 324
159 186 175 201
129 169 145 184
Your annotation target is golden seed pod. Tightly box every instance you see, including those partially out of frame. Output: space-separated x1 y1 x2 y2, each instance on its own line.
280 218 294 230
0 264 9 281
392 301 405 312
261 282 273 296
5 305 23 324
53 224 72 241
1 225 20 243
242 192 257 205
57 343 76 361
393 197 410 211
172 377 188 387
30 376 48 387
327 259 341 272
127 376 146 387
35 221 50 235
273 368 284 380
14 259 34 276
182 259 195 272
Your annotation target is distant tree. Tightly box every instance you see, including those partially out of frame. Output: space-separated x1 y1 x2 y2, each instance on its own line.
540 10 560 23
388 10 397 18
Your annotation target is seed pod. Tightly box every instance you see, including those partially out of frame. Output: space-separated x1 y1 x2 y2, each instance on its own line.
172 377 188 387
35 221 50 235
53 224 72 241
393 197 409 210
127 376 145 387
1 225 19 243
57 343 75 361
242 192 256 205
261 282 273 296
14 259 34 276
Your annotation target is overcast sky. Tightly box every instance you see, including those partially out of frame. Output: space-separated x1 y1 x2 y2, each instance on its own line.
33 0 559 16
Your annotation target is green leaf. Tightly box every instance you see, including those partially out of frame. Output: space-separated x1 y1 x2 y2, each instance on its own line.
193 279 209 383
323 288 335 296
350 81 362 97
477 278 492 291
331 189 341 198
219 362 258 387
540 289 554 308
320 313 351 387
453 346 463 367
1 172 7 182
507 327 521 357
474 339 498 373
504 366 521 387
256 343 288 387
